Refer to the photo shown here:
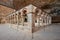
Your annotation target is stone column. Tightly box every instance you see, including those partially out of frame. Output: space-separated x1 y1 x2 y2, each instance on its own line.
18 12 21 25
27 12 35 32
11 15 13 24
27 12 32 27
12 15 14 24
45 16 47 25
40 13 44 26
14 14 16 24
47 15 49 25
21 12 24 26
37 15 40 27
8 17 10 23
15 14 17 24
16 12 19 30
47 15 51 25
49 16 51 24
10 16 11 24
16 13 19 25
27 7 36 34
44 15 47 25
9 16 12 27
13 14 14 24
7 17 9 23
12 15 13 24
37 17 39 26
32 12 35 33
11 16 12 24
18 13 21 25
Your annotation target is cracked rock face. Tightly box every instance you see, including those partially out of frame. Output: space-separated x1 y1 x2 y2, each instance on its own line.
0 0 13 8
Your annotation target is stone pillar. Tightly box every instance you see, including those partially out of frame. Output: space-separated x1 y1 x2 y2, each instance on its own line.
6 18 8 23
8 17 9 23
40 13 44 26
32 16 35 29
48 15 51 25
47 15 49 25
12 15 13 24
47 16 49 25
32 12 35 33
37 15 40 27
9 16 12 27
18 13 21 25
49 16 51 24
27 12 35 33
15 14 17 24
18 13 19 25
18 12 21 25
27 13 32 27
16 12 19 25
10 16 11 24
21 12 24 26
44 15 47 25
17 13 19 30
8 16 11 23
26 5 36 33
11 16 12 24
14 14 16 24
45 16 47 25
12 15 14 24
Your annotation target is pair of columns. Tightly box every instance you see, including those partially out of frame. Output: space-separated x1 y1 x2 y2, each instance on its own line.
36 11 51 26
7 13 19 24
40 14 51 25
43 15 51 25
7 12 25 26
46 15 51 25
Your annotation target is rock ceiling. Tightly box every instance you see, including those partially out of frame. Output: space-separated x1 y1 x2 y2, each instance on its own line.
0 0 13 8
0 0 55 9
0 0 57 17
0 5 15 17
13 0 55 10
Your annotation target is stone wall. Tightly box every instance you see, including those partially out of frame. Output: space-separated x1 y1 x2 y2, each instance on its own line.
52 16 60 23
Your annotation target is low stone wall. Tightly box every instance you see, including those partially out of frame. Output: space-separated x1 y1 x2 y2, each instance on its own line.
52 16 60 23
10 23 32 33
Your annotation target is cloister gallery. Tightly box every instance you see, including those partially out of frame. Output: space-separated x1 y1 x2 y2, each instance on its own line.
4 4 51 33
0 0 60 40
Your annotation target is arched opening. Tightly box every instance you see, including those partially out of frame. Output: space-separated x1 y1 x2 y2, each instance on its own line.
24 14 27 22
21 9 28 26
23 9 28 22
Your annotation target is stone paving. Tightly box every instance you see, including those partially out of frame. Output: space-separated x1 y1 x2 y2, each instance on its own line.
0 23 60 40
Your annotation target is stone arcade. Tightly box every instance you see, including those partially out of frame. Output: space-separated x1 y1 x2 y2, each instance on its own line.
6 4 51 33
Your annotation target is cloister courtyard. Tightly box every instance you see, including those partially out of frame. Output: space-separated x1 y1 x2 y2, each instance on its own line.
0 0 60 40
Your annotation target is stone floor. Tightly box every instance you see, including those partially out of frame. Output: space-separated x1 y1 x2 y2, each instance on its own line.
0 23 60 40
